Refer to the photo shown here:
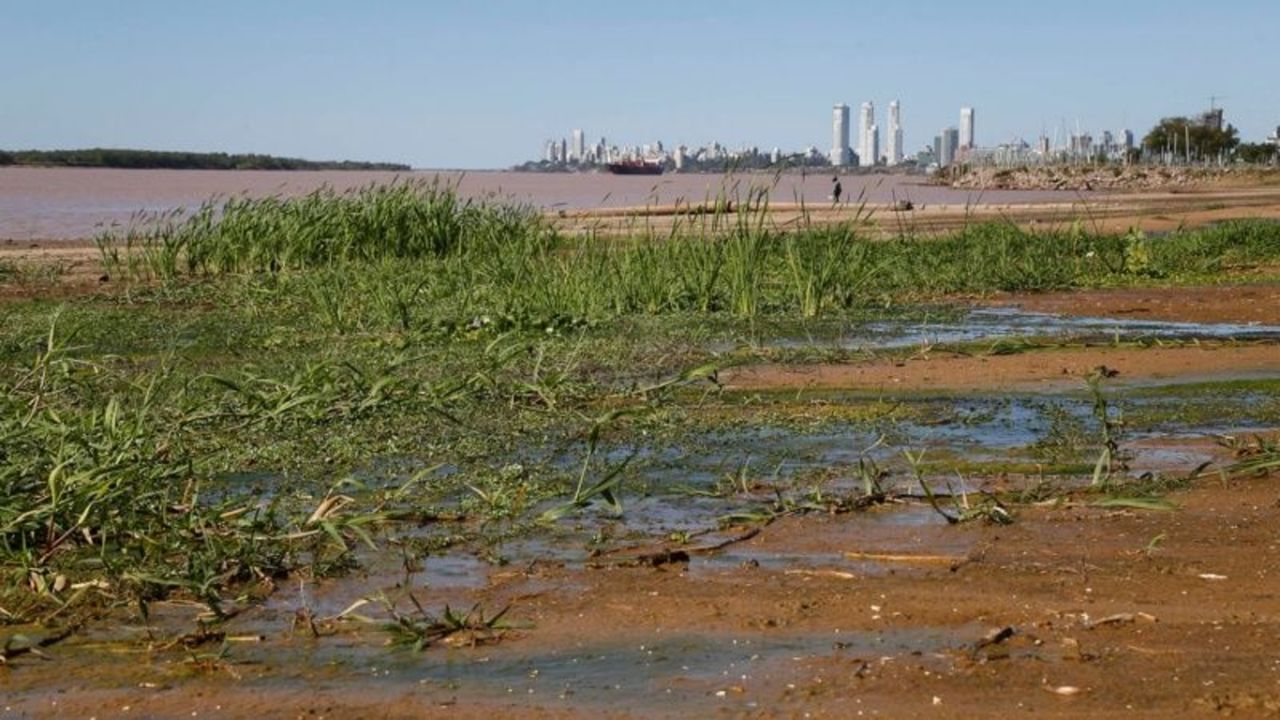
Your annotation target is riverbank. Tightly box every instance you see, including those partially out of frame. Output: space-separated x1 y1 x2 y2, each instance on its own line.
554 182 1280 237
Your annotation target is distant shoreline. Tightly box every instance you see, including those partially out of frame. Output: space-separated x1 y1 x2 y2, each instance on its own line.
0 148 410 172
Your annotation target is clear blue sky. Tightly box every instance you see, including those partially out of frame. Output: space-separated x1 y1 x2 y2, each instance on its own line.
3 0 1276 168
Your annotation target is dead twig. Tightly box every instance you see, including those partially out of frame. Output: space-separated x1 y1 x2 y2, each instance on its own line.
590 527 763 569
0 624 80 663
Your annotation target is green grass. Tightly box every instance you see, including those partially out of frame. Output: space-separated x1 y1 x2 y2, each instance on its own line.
94 181 1280 332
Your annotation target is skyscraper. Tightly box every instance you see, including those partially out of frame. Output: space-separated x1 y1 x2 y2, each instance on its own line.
571 129 585 162
1069 133 1093 159
939 127 959 167
887 101 903 166
960 107 975 151
831 104 851 167
868 125 880 168
859 102 875 167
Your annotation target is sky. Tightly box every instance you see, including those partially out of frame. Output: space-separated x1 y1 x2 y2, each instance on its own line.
3 0 1277 169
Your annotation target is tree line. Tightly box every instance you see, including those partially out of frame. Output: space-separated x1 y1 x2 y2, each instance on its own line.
0 148 410 171
1141 117 1277 163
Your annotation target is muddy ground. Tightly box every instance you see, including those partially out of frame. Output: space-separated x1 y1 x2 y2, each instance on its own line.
996 284 1280 326
2 282 1278 719
726 343 1280 394
3 184 1280 718
5 467 1278 719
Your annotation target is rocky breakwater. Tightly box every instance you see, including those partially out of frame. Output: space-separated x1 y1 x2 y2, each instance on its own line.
947 165 1279 192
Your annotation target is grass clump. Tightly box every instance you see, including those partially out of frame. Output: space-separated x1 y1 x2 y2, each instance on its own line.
0 318 405 623
98 179 555 278
1226 434 1280 478
98 181 1280 333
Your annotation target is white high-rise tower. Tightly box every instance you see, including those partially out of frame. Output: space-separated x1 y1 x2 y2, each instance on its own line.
868 125 880 167
571 129 585 162
887 101 903 166
859 102 875 167
960 108 975 151
831 104 851 166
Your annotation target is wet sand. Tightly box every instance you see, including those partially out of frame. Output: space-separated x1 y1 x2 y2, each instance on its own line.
7 462 1279 719
724 285 1280 393
561 184 1280 237
724 343 1280 394
994 284 1280 326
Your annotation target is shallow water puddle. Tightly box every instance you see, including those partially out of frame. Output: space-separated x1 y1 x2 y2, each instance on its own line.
694 504 976 577
714 306 1280 351
3 613 984 716
885 307 1280 347
267 626 974 714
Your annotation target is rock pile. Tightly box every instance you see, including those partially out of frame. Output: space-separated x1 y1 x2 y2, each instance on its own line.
947 166 1254 191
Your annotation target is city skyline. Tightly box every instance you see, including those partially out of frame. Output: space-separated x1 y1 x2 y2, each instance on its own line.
524 93 1255 169
535 98 1159 171
3 1 1279 168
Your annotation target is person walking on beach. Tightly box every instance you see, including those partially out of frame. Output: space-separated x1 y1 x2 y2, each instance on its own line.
832 176 843 204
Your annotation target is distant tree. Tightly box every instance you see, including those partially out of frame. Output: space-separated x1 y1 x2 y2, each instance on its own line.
1236 142 1278 164
1142 117 1240 159
0 148 409 171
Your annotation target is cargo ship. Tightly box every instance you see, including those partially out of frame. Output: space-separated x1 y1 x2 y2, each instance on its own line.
605 159 665 175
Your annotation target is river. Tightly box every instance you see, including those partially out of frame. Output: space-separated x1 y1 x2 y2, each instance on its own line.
0 167 1088 241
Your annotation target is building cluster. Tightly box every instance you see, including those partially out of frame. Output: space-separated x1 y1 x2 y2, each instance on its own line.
962 126 1138 167
530 103 1269 173
832 101 979 169
830 100 905 168
543 130 613 165
834 100 1151 169
537 128 829 172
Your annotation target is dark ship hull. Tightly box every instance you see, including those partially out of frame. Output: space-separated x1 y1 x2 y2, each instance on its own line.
606 161 664 175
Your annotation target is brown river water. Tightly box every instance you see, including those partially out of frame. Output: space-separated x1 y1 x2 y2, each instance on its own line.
0 167 1089 241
